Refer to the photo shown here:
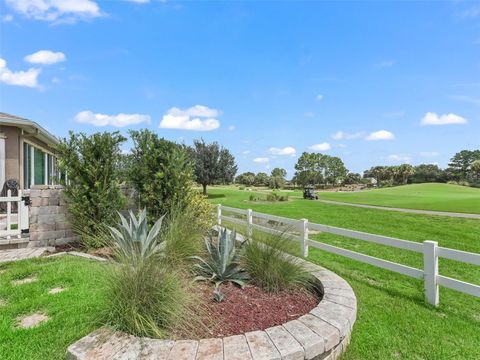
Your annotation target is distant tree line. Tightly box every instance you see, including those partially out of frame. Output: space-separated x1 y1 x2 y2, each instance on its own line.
235 167 287 189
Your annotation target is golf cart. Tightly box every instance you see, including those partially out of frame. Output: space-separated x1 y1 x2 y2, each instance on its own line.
303 186 318 200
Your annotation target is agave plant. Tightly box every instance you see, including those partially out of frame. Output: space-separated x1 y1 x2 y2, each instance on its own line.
192 228 249 293
109 209 165 267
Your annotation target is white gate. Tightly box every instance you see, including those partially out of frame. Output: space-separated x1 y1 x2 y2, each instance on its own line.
0 190 29 239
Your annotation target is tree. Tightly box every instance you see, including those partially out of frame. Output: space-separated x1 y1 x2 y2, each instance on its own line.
269 175 285 189
128 130 195 221
254 172 270 186
344 172 362 185
364 166 388 186
398 164 415 185
271 168 287 179
294 152 323 186
411 164 446 183
325 156 348 185
235 172 256 186
471 160 480 182
56 131 127 248
448 150 480 180
190 139 238 195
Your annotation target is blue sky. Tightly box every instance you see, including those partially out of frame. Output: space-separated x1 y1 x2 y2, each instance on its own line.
1 1 479 177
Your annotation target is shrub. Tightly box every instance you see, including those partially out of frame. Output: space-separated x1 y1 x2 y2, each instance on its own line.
244 231 313 293
192 228 249 300
56 131 127 248
127 130 195 223
239 186 245 190
105 210 206 338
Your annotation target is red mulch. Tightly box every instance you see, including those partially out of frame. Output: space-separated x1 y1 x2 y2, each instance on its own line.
198 282 319 337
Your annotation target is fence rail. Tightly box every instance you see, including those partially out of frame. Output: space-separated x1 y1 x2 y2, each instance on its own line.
0 190 29 239
216 204 480 306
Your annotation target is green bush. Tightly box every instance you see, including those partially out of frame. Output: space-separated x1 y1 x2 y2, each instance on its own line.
56 131 127 248
105 210 206 338
244 231 313 293
127 129 195 223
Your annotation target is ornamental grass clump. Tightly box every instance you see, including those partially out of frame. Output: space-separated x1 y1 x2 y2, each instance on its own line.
105 209 207 339
244 230 313 293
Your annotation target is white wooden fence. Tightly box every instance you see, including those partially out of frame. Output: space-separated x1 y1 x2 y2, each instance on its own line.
216 204 480 306
0 190 29 239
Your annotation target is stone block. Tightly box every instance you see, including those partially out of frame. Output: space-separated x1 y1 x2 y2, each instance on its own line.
196 338 223 360
167 340 198 360
31 197 49 207
30 223 55 232
245 330 280 360
323 294 356 310
298 314 340 352
67 328 130 360
222 335 252 360
111 337 141 359
139 338 174 360
265 325 304 360
282 320 324 359
310 301 354 338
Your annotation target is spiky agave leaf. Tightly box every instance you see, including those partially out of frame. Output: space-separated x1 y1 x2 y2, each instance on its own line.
109 209 165 267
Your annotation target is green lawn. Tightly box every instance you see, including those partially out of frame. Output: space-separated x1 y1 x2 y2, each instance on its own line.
0 256 108 360
208 186 480 360
319 183 480 214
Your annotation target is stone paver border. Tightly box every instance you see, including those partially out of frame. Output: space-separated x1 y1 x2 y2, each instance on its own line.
67 257 357 360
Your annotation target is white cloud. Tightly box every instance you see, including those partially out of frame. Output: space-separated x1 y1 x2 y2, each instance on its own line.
365 130 395 141
75 110 151 127
2 14 13 22
331 131 364 140
420 112 467 126
269 146 296 156
159 105 221 131
0 58 41 88
25 50 66 65
387 154 411 163
127 0 150 3
419 151 439 157
5 0 103 23
375 60 395 68
309 142 331 151
228 125 236 131
316 94 324 101
253 157 269 163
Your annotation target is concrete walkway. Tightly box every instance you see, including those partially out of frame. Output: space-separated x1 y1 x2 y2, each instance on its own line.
320 200 480 219
0 247 51 263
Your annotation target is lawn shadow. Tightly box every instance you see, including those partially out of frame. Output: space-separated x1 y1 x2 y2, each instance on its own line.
207 193 226 199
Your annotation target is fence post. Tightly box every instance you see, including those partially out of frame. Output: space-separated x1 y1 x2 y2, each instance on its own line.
423 240 439 306
6 189 11 238
217 204 222 226
246 209 253 239
300 218 309 257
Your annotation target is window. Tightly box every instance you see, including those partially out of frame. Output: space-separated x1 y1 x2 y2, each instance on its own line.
23 142 57 189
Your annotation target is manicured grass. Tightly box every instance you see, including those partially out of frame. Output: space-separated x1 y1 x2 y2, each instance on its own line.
0 256 109 360
208 186 480 360
319 183 480 214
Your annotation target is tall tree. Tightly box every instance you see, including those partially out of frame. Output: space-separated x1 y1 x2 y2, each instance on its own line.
294 152 320 186
398 164 415 185
411 164 445 183
448 150 480 180
190 139 238 195
254 172 270 186
471 160 480 182
271 168 287 179
236 172 255 186
325 156 348 185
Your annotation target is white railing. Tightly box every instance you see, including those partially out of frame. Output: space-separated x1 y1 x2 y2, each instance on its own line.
0 190 29 239
216 204 480 306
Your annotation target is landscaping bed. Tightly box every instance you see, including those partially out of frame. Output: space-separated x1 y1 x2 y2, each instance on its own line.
198 282 318 337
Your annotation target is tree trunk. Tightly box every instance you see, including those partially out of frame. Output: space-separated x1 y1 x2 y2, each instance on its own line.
202 183 207 195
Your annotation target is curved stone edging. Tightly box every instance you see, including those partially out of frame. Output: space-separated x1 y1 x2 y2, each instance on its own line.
67 259 357 360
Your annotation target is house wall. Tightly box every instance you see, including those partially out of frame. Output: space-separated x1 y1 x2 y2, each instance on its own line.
0 125 57 189
0 126 22 185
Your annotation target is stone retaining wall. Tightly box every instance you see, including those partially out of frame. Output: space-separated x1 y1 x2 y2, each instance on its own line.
67 260 357 360
29 185 79 247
